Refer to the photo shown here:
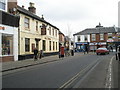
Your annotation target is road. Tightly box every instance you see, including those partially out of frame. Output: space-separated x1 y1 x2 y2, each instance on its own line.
2 52 116 88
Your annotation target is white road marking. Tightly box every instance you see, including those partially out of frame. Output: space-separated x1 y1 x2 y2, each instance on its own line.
105 56 114 88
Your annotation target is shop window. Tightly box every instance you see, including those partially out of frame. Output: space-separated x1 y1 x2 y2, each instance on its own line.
2 34 13 55
25 38 30 52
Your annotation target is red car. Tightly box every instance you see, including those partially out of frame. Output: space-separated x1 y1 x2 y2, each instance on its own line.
96 47 109 55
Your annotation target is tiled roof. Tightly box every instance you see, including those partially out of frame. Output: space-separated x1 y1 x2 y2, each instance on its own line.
73 27 120 36
17 6 59 30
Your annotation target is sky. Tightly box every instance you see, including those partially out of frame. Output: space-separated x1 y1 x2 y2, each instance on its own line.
18 0 119 37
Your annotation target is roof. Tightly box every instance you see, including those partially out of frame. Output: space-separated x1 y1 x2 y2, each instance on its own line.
73 27 120 36
17 6 59 30
59 31 65 36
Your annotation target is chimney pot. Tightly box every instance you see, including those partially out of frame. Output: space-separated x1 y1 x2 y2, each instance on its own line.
22 5 24 8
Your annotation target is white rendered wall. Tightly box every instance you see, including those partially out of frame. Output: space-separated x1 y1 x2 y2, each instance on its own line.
0 24 18 61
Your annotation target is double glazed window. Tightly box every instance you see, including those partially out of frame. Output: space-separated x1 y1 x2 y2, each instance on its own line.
25 38 30 52
24 17 29 29
0 0 6 10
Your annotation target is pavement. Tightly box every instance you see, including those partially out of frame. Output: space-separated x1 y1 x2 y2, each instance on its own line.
1 52 87 72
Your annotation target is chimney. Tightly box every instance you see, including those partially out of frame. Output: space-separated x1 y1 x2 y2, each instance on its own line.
7 0 17 14
28 2 36 14
22 5 24 8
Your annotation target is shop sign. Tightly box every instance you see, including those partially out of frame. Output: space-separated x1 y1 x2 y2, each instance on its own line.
107 39 114 42
0 26 5 30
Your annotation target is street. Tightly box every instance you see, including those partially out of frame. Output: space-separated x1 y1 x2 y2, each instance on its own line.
2 52 118 88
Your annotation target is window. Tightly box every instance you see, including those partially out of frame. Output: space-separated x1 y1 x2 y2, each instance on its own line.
84 35 88 41
77 36 80 42
25 38 30 52
49 27 51 35
56 30 57 37
56 42 57 50
100 34 104 40
36 21 38 31
43 40 46 51
2 34 13 55
0 0 6 10
53 42 55 50
24 17 29 29
49 41 51 51
53 29 54 36
91 34 96 41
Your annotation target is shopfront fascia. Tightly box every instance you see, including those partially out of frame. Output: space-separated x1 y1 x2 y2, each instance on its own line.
0 24 18 62
75 42 89 52
89 42 107 50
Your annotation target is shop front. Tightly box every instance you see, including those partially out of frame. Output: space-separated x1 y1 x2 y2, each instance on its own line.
75 42 89 52
89 42 107 51
0 24 18 62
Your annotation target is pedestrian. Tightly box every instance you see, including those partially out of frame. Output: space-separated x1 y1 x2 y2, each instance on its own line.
71 49 74 56
33 48 38 61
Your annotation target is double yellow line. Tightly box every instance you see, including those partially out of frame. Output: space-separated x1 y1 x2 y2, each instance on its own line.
58 58 100 89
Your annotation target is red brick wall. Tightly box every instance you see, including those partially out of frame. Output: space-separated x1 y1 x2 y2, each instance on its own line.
0 56 14 62
7 0 17 13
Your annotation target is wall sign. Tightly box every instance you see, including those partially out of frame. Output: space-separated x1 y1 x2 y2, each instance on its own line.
0 26 5 30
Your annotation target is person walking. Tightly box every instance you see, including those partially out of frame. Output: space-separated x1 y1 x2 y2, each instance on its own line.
33 48 38 61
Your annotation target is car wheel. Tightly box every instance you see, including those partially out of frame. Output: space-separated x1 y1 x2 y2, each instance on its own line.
96 53 98 55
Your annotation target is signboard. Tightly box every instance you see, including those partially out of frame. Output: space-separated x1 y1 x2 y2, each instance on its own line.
0 26 5 30
107 39 114 42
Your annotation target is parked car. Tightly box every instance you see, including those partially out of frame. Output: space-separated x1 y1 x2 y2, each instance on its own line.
96 47 109 55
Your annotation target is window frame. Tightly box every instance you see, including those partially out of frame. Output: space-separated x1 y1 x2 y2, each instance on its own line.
91 34 96 41
25 38 30 52
24 17 30 29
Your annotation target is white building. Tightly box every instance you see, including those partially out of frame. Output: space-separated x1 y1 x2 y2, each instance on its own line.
73 30 90 52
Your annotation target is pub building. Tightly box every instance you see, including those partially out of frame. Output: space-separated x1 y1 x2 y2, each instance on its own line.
0 10 19 62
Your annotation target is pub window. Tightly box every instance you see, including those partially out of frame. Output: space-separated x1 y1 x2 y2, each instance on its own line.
56 30 57 37
56 42 57 50
25 38 30 52
53 42 55 50
0 0 6 10
24 17 30 29
2 34 13 55
36 21 38 31
43 40 46 51
49 27 51 35
53 29 54 36
91 34 96 41
49 41 51 51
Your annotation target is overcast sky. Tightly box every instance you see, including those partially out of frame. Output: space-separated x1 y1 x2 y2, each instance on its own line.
18 0 119 37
